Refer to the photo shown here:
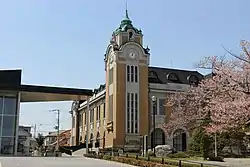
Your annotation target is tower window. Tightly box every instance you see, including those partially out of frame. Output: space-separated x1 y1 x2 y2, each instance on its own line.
131 66 134 82
126 65 139 83
131 93 134 133
134 93 138 133
126 93 130 133
127 66 130 82
128 31 134 39
135 66 138 83
126 92 139 134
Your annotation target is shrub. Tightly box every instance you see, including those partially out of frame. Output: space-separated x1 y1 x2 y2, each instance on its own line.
147 150 155 156
168 152 190 158
84 153 206 167
208 156 224 162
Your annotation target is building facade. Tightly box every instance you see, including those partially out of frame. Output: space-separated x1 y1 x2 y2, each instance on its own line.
17 126 32 156
0 69 92 156
45 130 71 148
70 11 204 152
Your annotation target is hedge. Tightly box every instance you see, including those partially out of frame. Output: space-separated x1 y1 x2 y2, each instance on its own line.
84 153 212 167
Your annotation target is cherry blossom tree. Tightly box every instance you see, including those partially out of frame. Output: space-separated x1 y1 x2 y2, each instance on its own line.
164 40 250 134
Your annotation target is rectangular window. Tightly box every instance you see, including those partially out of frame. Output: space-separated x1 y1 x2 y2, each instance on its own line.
90 109 94 123
109 68 113 84
2 116 16 137
109 95 113 121
131 93 134 133
103 103 106 118
126 93 130 133
127 65 130 82
131 66 134 82
98 105 101 120
135 93 138 133
135 66 138 83
96 107 98 121
79 114 83 126
159 99 166 115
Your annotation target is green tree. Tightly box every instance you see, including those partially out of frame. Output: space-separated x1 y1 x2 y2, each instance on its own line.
35 133 45 150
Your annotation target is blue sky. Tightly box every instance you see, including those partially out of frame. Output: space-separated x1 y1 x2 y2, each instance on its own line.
0 0 249 135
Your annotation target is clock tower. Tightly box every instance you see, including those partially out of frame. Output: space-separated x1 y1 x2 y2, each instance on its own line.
104 9 150 150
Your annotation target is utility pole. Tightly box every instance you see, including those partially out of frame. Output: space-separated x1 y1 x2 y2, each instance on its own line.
51 109 60 151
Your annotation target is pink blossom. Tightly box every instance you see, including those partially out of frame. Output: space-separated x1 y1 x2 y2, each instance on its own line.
164 41 250 133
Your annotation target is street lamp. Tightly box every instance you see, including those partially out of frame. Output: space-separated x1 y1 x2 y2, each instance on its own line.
151 96 156 156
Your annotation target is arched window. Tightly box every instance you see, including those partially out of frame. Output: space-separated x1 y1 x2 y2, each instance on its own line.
151 128 165 148
149 71 157 78
95 132 100 148
173 129 187 152
187 75 199 85
167 73 179 82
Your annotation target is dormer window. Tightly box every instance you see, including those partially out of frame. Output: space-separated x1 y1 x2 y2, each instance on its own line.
167 73 179 81
149 71 157 78
187 75 199 85
128 30 135 40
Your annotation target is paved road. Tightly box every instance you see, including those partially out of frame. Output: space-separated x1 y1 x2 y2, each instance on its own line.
0 156 132 167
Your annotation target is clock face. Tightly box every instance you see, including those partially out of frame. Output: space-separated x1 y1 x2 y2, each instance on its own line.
129 52 136 59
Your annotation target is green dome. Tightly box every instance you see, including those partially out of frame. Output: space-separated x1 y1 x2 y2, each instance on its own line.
114 10 142 35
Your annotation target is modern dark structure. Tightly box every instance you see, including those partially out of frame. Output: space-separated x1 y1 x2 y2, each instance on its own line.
0 69 92 156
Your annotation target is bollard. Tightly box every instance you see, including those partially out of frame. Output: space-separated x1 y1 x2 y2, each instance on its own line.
110 152 112 156
147 156 150 161
161 158 164 164
201 164 203 167
136 154 138 159
126 153 128 157
178 160 182 167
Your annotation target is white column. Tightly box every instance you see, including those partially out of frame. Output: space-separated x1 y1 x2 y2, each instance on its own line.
14 92 21 156
86 97 90 154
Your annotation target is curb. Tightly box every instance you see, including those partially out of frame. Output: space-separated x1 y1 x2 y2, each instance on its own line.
84 157 138 167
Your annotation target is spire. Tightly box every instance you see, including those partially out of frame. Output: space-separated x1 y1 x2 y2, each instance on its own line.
113 1 142 35
120 1 132 26
125 1 129 20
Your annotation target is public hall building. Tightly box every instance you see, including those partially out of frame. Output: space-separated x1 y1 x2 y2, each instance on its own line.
70 11 204 152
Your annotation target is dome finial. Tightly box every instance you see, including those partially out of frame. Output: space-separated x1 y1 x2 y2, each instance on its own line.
125 0 129 19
